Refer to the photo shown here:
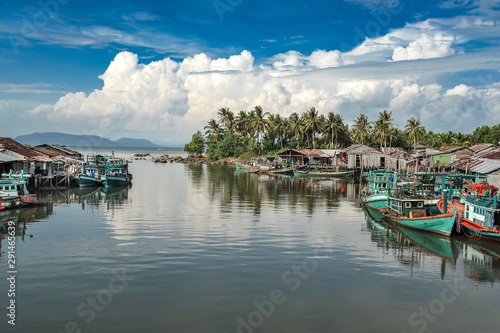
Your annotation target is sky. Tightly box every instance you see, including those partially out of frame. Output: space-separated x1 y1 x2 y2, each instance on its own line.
0 0 499 146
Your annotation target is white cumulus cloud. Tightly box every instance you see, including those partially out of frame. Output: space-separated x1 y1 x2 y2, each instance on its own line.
392 32 456 61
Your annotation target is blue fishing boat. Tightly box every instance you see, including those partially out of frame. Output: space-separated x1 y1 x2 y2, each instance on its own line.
101 158 132 187
75 155 108 187
0 170 36 210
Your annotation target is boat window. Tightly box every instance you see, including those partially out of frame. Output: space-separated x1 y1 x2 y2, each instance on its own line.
418 202 423 208
405 202 411 208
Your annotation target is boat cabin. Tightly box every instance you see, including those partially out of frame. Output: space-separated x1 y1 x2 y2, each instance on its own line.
387 182 442 217
462 184 500 229
365 170 397 195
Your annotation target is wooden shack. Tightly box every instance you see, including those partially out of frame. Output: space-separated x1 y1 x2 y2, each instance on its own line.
340 144 386 170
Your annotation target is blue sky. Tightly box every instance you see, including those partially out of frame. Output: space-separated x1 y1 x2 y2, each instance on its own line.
1 0 499 145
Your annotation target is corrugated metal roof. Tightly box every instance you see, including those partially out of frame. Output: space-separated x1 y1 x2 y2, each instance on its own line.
469 143 496 153
51 144 82 156
30 146 62 158
294 149 334 158
470 158 500 174
0 152 23 162
0 137 41 158
429 146 466 156
340 144 364 153
474 147 500 160
381 147 404 155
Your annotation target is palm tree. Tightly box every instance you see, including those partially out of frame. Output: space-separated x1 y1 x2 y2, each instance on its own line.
303 107 320 149
267 114 286 149
204 118 223 143
324 112 345 149
288 112 303 147
217 107 232 128
353 114 371 145
405 117 425 150
373 118 386 149
250 105 270 149
377 110 394 148
236 111 250 137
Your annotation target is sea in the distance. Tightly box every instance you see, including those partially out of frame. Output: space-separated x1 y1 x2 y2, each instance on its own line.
1 147 500 333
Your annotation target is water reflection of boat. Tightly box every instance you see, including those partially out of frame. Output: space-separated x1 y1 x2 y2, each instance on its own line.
362 204 458 263
390 223 458 262
456 237 500 282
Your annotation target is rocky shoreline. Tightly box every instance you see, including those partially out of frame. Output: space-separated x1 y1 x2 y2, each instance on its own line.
150 154 235 165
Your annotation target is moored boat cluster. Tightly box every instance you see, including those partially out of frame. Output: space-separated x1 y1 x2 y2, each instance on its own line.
361 170 500 243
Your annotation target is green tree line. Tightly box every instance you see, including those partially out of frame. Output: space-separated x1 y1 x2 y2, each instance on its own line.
185 106 500 159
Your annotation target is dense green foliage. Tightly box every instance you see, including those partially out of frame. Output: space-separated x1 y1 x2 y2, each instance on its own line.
184 131 205 156
191 106 499 159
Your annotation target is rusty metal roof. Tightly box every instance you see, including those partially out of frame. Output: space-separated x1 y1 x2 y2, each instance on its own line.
381 147 404 155
51 144 82 156
428 146 470 156
30 146 62 158
468 143 496 153
0 137 43 159
474 147 500 160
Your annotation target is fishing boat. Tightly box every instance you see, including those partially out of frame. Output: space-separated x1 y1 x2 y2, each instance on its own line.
439 183 500 242
381 183 456 236
361 170 397 220
0 170 37 210
293 169 353 178
75 155 108 187
101 158 133 187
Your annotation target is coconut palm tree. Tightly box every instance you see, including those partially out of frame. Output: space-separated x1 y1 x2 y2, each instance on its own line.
405 117 425 150
324 112 345 149
303 107 320 149
204 118 223 143
353 114 372 145
377 110 394 148
288 112 303 147
217 107 232 128
250 105 270 149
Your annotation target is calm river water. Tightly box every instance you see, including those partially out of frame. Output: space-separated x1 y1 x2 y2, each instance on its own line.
1 150 500 333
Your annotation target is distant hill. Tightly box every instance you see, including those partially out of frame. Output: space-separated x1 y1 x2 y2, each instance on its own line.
15 132 159 148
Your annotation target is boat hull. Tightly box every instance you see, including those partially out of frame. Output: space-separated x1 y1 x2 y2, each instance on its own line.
0 196 23 210
293 169 353 178
361 200 386 222
383 213 456 237
75 175 103 187
267 167 294 175
235 162 255 169
102 175 132 187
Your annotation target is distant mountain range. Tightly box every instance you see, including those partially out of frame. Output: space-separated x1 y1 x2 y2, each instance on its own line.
15 132 159 148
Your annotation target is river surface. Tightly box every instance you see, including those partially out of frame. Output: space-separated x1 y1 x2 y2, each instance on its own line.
1 150 500 333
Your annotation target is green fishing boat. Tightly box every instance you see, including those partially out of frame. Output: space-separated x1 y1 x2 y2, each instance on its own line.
361 170 397 220
382 186 456 236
